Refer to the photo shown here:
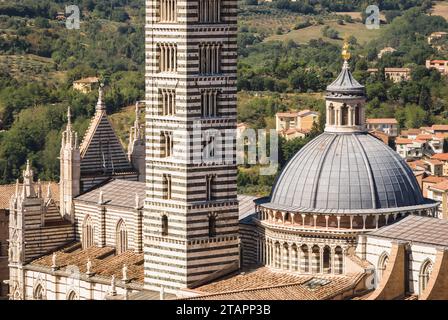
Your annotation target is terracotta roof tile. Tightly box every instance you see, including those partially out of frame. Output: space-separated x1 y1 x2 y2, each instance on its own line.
366 118 398 124
422 176 447 184
432 124 448 131
396 137 413 144
430 180 448 192
189 267 366 300
0 182 59 210
432 153 448 161
30 242 144 284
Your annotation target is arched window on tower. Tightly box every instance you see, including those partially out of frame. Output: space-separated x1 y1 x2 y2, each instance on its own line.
116 219 128 254
198 0 221 23
82 215 94 249
205 175 215 201
419 259 433 294
160 89 176 116
159 0 177 22
158 43 177 73
201 89 219 117
199 43 221 75
208 214 217 237
161 215 169 236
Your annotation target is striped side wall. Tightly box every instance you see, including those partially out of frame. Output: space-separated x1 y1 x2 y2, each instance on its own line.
74 201 143 252
144 0 239 292
10 198 75 264
239 223 257 267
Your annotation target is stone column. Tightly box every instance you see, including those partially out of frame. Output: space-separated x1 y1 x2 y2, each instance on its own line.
319 246 324 274
348 107 353 126
331 246 336 275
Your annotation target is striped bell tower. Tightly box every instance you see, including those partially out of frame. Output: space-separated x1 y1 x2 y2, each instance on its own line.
144 0 239 292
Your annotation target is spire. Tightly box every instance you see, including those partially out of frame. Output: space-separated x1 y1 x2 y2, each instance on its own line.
135 193 140 209
326 40 364 97
110 275 117 296
134 102 141 139
96 83 106 112
15 179 19 197
37 179 42 198
22 160 35 198
46 183 52 199
98 190 104 205
67 106 72 129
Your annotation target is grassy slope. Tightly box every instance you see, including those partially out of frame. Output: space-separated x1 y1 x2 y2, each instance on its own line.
266 20 382 45
431 1 448 19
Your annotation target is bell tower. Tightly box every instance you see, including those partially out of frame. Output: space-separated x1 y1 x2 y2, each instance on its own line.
144 0 240 293
325 41 366 134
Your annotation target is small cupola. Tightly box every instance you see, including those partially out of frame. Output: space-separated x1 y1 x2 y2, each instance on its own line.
325 41 366 134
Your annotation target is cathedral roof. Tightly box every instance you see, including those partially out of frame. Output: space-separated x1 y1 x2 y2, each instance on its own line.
266 132 433 214
30 242 144 284
326 61 365 97
75 179 145 208
188 267 366 300
79 88 135 176
368 215 448 247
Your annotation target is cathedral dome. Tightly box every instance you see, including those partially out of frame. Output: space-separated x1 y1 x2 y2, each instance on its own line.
270 132 426 212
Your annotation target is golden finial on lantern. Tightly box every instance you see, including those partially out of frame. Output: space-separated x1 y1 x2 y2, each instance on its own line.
341 38 351 61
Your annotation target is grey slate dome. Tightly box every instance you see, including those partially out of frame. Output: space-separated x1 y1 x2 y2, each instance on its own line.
270 132 425 211
326 61 365 97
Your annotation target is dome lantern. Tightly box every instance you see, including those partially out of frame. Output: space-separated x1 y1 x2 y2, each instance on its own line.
325 41 366 134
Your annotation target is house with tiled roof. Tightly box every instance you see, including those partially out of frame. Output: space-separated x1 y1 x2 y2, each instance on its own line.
385 67 411 83
73 77 99 93
427 180 448 219
366 118 399 137
432 153 448 176
422 176 448 198
276 109 319 140
426 59 448 75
